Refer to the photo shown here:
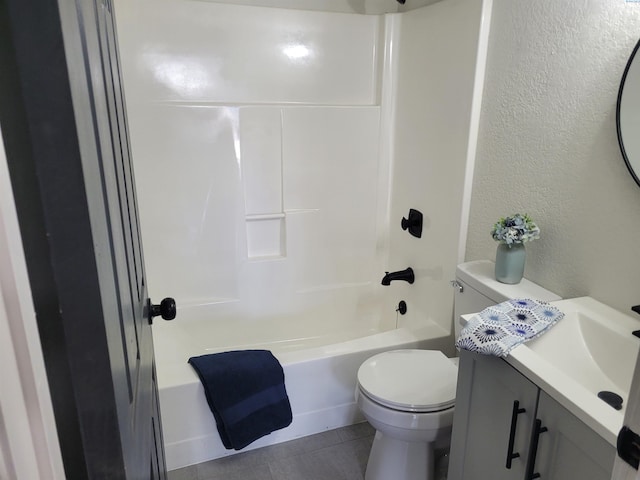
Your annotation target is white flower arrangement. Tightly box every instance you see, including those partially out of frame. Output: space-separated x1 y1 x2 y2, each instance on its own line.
491 213 540 246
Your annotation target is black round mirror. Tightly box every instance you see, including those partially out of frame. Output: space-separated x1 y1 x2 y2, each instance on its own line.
617 38 640 187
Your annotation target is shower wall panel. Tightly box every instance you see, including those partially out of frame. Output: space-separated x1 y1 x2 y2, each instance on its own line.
282 107 380 293
125 105 243 304
115 0 388 323
386 0 486 333
116 0 380 105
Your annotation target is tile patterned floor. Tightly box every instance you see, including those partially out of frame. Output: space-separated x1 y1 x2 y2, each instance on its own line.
169 422 449 480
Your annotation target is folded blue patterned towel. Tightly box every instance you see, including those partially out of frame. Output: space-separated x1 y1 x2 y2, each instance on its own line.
455 298 564 357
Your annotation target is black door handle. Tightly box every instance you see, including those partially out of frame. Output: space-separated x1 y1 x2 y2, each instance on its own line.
148 297 176 324
506 400 526 468
526 419 548 479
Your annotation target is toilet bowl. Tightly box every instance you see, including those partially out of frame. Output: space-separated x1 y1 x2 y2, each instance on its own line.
356 349 457 480
356 260 562 480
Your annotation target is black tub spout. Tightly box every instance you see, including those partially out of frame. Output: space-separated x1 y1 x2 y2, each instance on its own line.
381 267 415 286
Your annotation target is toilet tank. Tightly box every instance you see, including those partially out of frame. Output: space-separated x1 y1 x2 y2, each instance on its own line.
453 260 561 338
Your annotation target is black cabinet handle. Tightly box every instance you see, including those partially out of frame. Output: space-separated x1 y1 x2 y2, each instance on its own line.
506 400 526 468
526 419 548 479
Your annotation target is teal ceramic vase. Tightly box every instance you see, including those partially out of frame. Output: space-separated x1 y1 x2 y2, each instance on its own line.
495 243 525 284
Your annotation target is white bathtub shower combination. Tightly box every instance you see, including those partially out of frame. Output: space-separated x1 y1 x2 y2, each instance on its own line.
114 0 491 471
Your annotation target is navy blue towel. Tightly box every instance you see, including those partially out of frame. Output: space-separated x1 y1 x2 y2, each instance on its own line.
188 350 292 450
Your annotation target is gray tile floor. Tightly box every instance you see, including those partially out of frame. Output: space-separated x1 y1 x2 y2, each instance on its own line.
168 422 449 480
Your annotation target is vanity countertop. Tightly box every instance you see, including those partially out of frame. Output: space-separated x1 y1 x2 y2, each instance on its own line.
461 296 640 446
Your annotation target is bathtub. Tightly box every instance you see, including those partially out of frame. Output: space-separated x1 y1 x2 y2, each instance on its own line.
152 303 454 470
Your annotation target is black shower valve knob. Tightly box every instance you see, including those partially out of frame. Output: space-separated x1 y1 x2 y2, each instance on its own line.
401 208 423 238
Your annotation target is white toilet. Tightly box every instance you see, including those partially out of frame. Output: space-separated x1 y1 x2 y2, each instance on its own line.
355 260 561 480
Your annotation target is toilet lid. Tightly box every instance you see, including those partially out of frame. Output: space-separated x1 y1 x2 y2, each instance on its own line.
357 350 457 413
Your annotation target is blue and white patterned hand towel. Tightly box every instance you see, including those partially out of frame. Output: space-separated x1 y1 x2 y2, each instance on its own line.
455 298 564 357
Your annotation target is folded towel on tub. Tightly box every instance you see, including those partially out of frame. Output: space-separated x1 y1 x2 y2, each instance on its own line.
455 298 564 357
188 349 292 450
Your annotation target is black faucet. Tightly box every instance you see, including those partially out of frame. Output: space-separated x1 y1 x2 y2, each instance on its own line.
381 267 415 286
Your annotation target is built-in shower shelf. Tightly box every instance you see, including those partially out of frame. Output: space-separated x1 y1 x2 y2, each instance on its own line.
246 213 286 259
246 213 286 221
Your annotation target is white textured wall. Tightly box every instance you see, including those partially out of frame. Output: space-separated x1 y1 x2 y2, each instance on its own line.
466 1 640 312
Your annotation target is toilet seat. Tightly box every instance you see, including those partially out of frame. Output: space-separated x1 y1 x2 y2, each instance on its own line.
357 350 457 413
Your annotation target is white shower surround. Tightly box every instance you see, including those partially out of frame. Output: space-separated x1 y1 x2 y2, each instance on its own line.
115 0 490 470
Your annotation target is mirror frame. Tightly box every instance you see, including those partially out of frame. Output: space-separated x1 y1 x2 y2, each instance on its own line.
617 37 640 188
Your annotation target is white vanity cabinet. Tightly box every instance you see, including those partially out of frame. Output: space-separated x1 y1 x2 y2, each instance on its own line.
449 350 615 480
532 392 615 479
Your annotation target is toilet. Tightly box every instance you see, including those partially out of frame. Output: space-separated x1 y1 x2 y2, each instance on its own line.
355 260 561 480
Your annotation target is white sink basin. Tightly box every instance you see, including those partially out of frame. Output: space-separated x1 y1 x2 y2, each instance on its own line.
524 297 637 395
506 297 640 445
